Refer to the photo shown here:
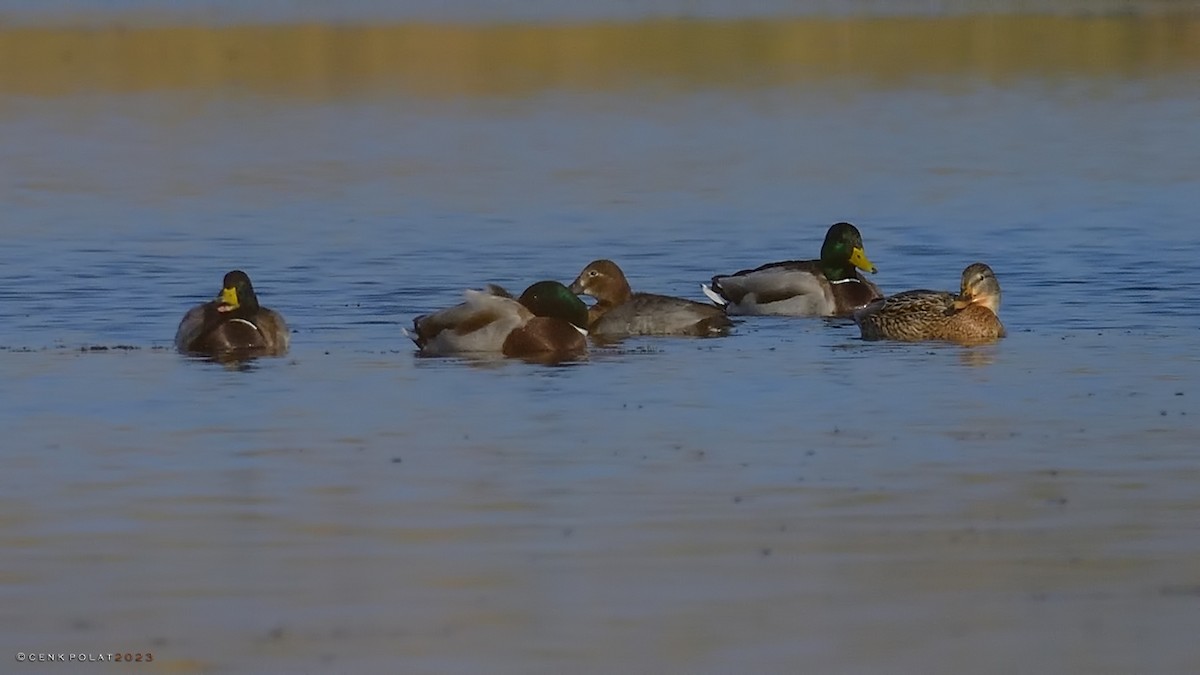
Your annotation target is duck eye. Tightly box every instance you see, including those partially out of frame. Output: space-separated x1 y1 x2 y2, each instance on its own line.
588 270 599 278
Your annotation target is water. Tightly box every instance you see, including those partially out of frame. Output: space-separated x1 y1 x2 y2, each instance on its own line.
2 8 1200 674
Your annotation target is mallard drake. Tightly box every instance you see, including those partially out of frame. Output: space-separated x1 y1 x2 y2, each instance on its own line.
174 270 289 357
854 262 1005 344
703 221 882 316
568 259 733 338
409 280 588 360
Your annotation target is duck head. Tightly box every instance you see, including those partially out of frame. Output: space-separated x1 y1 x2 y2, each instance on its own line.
568 259 633 305
953 263 1001 314
217 270 260 314
820 222 877 281
520 280 590 330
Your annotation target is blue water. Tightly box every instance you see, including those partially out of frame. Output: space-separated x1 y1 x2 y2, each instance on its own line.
2 16 1199 675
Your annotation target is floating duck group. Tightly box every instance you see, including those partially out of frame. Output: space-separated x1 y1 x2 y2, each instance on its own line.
175 222 1005 362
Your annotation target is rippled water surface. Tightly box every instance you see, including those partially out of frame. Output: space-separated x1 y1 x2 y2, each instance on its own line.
2 5 1199 673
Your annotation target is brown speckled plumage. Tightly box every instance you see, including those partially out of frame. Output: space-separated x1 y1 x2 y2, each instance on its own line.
855 263 1005 345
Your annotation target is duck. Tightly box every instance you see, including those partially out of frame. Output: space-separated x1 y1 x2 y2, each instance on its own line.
409 280 589 360
175 270 289 357
702 221 882 316
854 262 1005 345
568 259 733 338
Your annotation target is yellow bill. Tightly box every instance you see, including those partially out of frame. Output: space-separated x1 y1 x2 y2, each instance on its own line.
848 246 877 274
219 286 240 310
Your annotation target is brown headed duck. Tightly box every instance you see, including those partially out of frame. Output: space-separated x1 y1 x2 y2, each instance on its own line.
569 259 733 338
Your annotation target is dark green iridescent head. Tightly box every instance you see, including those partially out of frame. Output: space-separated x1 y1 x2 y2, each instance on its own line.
218 270 260 312
519 281 589 330
818 222 877 281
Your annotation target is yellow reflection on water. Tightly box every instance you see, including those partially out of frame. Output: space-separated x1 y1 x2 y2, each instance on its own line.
0 16 1197 97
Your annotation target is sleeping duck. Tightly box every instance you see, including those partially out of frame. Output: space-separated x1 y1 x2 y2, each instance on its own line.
703 221 882 316
854 262 1005 345
568 259 733 338
175 270 289 357
409 280 588 360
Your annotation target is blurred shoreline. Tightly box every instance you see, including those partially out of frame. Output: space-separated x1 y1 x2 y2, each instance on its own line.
1 15 1198 97
3 0 1200 26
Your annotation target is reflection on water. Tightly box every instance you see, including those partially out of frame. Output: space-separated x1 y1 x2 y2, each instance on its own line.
2 9 1200 675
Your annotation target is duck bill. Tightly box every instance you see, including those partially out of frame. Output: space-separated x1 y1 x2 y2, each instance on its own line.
217 287 240 312
848 247 877 274
568 278 586 295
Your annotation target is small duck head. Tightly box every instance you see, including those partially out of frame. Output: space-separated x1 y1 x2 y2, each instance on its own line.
820 222 877 280
217 270 260 314
568 259 632 305
520 280 590 331
953 263 1001 314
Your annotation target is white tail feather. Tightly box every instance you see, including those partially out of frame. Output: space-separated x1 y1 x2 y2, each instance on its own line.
701 283 727 306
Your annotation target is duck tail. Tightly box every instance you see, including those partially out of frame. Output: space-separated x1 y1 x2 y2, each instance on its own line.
405 316 427 348
701 283 727 307
484 283 512 298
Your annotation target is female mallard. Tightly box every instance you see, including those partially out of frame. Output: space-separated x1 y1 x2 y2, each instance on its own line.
568 259 733 338
854 263 1005 345
703 221 882 316
409 280 588 360
174 270 289 357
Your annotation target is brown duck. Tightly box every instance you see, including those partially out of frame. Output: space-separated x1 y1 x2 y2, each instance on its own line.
569 259 733 338
854 262 1005 345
